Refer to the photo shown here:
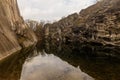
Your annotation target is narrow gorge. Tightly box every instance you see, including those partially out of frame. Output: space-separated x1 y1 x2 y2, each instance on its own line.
0 0 120 80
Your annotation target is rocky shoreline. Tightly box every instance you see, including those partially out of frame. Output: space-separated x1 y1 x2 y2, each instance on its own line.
43 0 120 58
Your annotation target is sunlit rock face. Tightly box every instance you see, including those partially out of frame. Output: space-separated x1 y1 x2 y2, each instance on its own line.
0 0 37 61
44 0 120 45
44 0 120 58
20 53 94 80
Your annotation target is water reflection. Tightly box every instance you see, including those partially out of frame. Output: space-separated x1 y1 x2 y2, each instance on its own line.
20 52 94 80
0 41 120 80
41 40 120 80
0 49 32 80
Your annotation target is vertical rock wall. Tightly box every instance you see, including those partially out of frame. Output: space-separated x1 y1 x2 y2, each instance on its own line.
0 0 37 61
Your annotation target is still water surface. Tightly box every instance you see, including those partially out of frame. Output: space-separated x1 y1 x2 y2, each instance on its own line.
0 42 120 80
20 51 94 80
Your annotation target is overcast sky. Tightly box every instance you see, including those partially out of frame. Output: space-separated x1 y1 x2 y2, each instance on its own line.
18 0 96 22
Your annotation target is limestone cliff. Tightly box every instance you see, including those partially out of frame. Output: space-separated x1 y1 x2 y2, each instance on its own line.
0 0 37 61
44 0 120 58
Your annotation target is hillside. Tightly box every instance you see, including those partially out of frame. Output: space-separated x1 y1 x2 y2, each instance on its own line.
44 0 120 58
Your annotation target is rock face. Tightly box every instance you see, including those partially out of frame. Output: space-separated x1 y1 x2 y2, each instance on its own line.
0 0 37 61
44 0 120 58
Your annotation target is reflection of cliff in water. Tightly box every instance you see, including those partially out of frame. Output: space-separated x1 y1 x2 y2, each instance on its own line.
40 40 120 80
0 47 35 80
43 39 120 59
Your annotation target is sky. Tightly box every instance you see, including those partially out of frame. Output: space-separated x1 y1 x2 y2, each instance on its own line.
18 0 96 22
